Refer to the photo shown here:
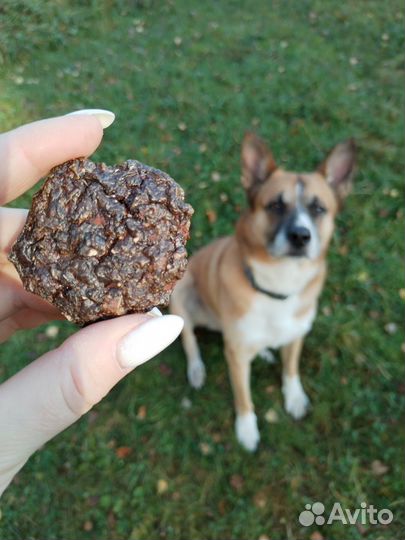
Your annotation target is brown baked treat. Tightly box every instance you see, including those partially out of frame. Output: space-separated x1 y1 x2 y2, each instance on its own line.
9 158 193 325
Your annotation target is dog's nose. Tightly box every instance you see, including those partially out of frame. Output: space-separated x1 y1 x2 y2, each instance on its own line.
287 226 311 248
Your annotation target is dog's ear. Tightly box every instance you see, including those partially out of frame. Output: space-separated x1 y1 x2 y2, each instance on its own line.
241 132 277 203
318 139 356 206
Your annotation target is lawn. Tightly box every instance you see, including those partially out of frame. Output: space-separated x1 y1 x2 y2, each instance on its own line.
0 1 404 539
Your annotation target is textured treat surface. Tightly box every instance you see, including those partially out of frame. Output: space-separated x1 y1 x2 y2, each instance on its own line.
9 159 193 325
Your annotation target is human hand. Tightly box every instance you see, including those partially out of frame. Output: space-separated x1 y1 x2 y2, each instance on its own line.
0 111 183 496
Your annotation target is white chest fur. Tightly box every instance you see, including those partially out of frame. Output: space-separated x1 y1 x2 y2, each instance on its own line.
248 258 319 296
234 258 320 350
235 294 316 350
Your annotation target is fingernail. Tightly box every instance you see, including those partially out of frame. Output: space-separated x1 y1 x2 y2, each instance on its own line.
117 315 183 369
66 108 115 129
148 307 163 317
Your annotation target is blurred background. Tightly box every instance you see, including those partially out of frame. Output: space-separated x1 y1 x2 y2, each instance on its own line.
0 1 403 539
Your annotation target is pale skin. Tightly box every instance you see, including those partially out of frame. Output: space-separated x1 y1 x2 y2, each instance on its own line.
0 113 183 496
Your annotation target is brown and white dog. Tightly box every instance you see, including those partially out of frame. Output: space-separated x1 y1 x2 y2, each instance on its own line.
170 133 356 451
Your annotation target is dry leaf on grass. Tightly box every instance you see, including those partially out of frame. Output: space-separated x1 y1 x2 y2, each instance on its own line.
206 209 217 224
371 459 389 476
157 479 169 494
137 405 147 420
229 474 244 492
83 520 93 531
115 446 132 459
264 408 279 423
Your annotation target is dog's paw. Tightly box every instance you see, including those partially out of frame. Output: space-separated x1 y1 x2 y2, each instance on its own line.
187 357 206 389
235 412 260 452
258 348 276 364
282 375 310 419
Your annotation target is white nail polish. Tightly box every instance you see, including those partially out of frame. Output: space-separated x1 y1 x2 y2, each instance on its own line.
148 307 163 317
117 315 183 369
66 108 115 129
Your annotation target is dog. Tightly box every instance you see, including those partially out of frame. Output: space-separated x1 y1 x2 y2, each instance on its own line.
170 133 356 451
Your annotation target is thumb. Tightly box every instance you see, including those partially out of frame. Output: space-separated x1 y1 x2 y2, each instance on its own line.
0 312 183 495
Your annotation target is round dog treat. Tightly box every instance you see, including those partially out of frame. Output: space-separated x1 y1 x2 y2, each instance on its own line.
9 158 194 325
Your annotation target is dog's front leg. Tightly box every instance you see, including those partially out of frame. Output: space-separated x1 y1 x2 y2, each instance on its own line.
225 341 259 452
281 338 310 419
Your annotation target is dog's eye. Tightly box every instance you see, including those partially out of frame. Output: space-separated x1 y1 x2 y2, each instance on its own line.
266 198 286 215
308 199 326 216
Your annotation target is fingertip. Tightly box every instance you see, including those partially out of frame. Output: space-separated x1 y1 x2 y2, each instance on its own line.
0 114 106 204
46 114 105 158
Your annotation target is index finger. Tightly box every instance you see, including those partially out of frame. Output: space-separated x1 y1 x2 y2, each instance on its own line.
0 111 113 205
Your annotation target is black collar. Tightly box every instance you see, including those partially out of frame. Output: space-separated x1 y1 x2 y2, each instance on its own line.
243 264 289 301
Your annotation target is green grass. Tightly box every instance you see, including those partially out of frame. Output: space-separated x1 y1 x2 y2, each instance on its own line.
0 1 404 539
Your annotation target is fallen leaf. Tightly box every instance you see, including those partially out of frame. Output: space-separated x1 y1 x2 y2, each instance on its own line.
108 511 116 529
212 432 222 443
157 479 169 494
384 322 398 335
290 476 301 489
211 171 221 182
371 459 389 476
253 491 267 509
322 306 332 316
181 397 192 409
264 408 279 423
137 405 147 420
83 520 93 531
199 442 213 455
115 446 132 459
356 523 367 535
206 209 217 224
218 499 227 515
355 353 366 365
178 121 187 131
230 474 244 492
356 271 369 283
